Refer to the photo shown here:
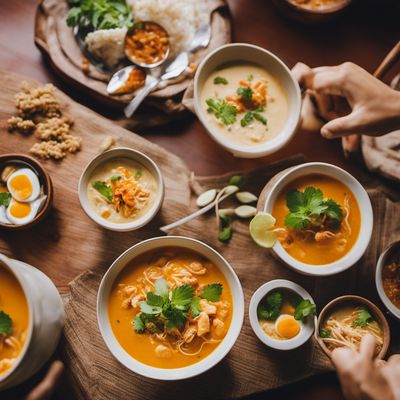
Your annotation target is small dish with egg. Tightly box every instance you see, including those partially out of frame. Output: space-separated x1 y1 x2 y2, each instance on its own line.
0 154 53 230
249 279 316 350
78 147 164 232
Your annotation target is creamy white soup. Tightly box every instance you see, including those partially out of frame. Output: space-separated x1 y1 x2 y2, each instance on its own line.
87 158 157 224
200 63 288 147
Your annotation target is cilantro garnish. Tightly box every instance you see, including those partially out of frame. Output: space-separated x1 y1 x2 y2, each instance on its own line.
237 86 253 101
284 186 343 230
240 108 267 127
294 299 316 322
206 98 237 125
190 296 201 318
257 291 283 320
200 284 222 302
92 181 113 202
319 329 331 338
353 308 373 328
0 311 12 336
0 192 11 208
110 175 121 183
213 76 228 85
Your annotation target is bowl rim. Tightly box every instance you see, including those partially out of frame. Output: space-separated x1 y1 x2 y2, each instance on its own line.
315 295 390 360
249 279 315 350
97 236 245 380
281 0 352 15
0 154 53 230
193 43 301 158
375 240 400 320
78 147 164 232
0 253 34 383
263 162 373 276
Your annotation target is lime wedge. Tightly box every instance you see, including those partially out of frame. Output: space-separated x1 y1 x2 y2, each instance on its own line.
249 212 277 248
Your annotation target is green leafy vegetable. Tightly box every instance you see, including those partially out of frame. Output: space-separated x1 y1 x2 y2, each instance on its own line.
110 175 121 183
154 278 169 300
284 186 343 230
134 169 142 180
353 308 373 328
0 192 11 208
133 315 145 333
0 311 12 336
206 98 237 125
92 181 113 202
171 285 194 310
190 296 201 318
200 284 222 302
139 301 162 315
319 329 331 338
294 299 316 322
66 0 134 31
257 291 283 320
213 76 228 85
240 108 267 127
237 86 253 101
146 292 164 308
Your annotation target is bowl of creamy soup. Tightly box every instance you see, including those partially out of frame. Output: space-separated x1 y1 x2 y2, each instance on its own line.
263 162 373 276
0 253 64 391
194 43 301 158
78 147 164 232
97 236 244 380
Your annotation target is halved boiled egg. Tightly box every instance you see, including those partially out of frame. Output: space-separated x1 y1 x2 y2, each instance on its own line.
274 314 302 339
7 168 40 203
6 196 46 225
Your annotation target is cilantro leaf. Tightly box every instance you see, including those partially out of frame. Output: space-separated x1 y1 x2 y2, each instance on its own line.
206 98 237 125
154 278 169 300
200 284 222 302
146 292 164 308
319 329 331 338
213 76 228 85
324 199 343 223
294 299 316 322
92 181 113 202
284 211 310 231
257 291 283 320
171 284 194 310
133 315 145 333
163 306 187 329
0 192 11 208
237 86 253 101
191 296 201 318
139 301 162 315
0 311 12 336
353 308 373 328
240 108 267 127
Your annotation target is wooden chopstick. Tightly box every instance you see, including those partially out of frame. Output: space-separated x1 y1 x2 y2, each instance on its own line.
374 41 400 79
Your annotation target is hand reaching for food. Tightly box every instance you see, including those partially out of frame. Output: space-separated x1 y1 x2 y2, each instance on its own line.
292 62 400 139
331 334 400 400
25 361 64 400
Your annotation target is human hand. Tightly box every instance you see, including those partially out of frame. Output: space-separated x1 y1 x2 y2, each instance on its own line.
331 334 400 400
292 62 400 139
25 361 64 400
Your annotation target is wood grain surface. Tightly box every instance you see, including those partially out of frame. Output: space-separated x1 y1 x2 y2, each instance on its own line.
1 0 400 399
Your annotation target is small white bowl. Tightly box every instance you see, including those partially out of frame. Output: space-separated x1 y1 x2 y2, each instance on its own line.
249 279 315 350
263 162 373 276
376 241 400 320
78 147 164 232
97 236 244 380
194 43 301 159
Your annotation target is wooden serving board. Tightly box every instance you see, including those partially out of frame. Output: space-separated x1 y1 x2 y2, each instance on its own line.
1 71 399 399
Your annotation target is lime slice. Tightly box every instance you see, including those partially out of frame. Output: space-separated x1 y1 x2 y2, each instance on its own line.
249 212 277 248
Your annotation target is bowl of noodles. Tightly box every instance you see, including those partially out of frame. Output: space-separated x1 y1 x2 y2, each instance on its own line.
315 295 390 359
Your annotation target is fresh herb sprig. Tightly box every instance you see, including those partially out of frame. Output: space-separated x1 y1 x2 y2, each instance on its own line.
240 108 267 127
284 186 343 231
353 308 373 328
0 311 12 336
0 192 11 208
92 181 113 202
206 98 237 125
237 86 253 101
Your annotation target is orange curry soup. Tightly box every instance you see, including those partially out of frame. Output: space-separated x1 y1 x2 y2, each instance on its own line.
272 174 361 265
0 265 29 374
108 248 233 369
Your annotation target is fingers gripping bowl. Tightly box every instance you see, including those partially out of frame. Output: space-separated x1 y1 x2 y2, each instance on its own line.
97 236 244 380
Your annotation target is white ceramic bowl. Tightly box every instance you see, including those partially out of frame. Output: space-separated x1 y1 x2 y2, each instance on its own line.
263 162 373 276
97 236 244 380
376 241 400 320
78 147 164 232
194 43 301 158
249 279 315 350
0 253 64 391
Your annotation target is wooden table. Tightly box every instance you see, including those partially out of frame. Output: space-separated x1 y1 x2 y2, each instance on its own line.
1 0 399 398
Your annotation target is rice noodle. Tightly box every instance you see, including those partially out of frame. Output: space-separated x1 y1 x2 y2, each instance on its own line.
343 194 351 235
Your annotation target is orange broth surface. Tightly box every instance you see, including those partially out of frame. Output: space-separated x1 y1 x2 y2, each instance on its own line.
272 174 361 265
108 248 233 369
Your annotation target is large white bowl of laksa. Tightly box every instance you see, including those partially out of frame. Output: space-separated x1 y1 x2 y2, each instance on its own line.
97 236 244 380
253 162 373 276
194 43 301 158
78 147 164 232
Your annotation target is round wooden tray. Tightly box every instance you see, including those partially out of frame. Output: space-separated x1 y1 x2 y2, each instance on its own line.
34 0 232 128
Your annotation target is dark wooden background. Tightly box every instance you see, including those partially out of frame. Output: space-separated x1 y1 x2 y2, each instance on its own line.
1 0 399 398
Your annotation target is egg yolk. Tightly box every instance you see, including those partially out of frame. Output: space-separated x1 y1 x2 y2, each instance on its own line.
9 175 32 200
276 316 301 339
10 201 31 218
